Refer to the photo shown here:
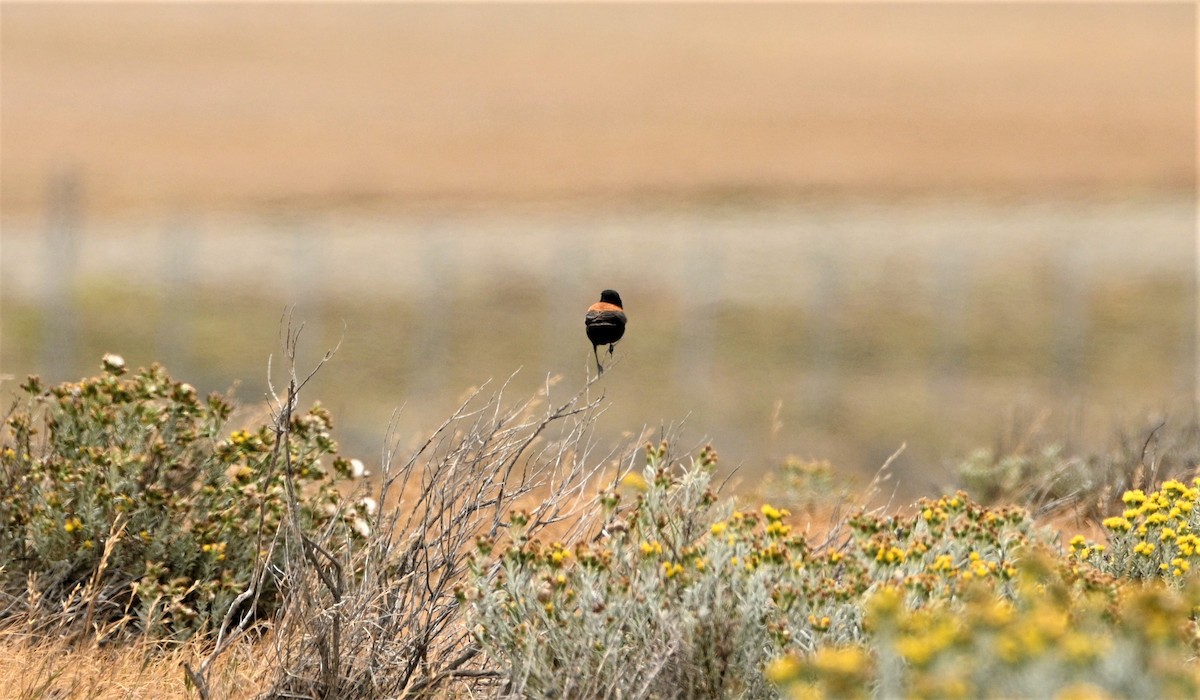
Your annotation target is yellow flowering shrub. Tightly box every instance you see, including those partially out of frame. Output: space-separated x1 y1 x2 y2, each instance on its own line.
1077 479 1200 582
768 475 1200 700
772 554 1200 699
467 444 1037 697
0 359 368 638
468 440 1200 700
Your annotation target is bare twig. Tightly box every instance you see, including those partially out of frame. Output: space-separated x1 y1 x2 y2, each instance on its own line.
257 359 619 698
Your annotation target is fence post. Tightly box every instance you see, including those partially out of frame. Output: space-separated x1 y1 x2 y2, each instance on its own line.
547 223 589 373
803 248 842 423
159 213 198 377
931 244 969 406
290 217 325 353
674 230 721 403
41 169 83 381
412 228 450 398
1053 248 1088 391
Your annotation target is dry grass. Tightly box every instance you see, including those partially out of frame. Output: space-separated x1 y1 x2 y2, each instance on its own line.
0 504 1113 700
0 461 1166 700
0 316 633 699
0 631 269 700
172 322 626 699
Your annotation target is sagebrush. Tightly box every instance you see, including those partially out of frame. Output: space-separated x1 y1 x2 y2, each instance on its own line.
0 354 365 639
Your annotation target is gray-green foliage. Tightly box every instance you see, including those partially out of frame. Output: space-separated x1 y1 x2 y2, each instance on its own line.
466 441 1041 699
0 356 365 639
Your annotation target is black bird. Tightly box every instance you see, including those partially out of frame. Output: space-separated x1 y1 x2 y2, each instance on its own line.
585 289 627 375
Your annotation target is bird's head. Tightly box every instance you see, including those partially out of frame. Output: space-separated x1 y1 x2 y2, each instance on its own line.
599 289 623 307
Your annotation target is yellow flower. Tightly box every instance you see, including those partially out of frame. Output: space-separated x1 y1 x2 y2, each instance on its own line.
1102 516 1132 532
922 507 947 524
812 646 869 676
620 472 649 492
1164 480 1188 495
1055 682 1115 700
1123 489 1147 505
899 614 959 666
550 543 571 565
1062 633 1103 664
640 540 663 557
996 634 1023 664
767 521 791 537
761 504 785 521
866 587 903 622
765 654 802 683
1177 534 1198 556
896 635 939 667
974 599 1014 628
808 614 831 630
1068 535 1087 548
710 521 728 536
970 560 993 577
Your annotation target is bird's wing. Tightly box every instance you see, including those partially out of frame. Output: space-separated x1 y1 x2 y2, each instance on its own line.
585 309 627 327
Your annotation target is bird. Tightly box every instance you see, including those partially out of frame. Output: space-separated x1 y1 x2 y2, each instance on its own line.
585 289 627 375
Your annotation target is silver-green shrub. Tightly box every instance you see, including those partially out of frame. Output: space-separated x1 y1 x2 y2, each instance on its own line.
465 442 1039 699
0 356 363 639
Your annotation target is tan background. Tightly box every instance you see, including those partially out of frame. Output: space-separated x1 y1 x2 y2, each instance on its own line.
2 3 1194 219
1 4 1196 491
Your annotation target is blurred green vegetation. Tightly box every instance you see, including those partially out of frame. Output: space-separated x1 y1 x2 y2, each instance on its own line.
1 256 1192 496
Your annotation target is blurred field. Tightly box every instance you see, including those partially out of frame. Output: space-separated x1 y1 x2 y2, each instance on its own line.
0 3 1195 492
2 197 1193 494
1 3 1193 217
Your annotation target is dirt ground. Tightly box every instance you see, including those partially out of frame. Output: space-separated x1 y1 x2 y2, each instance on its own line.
1 3 1194 220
